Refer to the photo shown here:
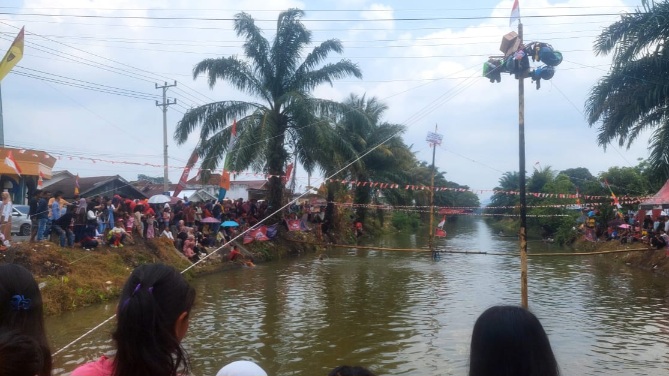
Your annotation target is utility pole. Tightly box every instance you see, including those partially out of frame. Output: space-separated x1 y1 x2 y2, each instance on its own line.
155 81 177 194
426 125 442 259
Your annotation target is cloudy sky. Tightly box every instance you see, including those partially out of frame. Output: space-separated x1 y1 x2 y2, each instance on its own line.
0 0 649 199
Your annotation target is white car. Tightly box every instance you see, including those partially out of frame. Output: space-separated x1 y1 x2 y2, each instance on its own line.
11 205 32 236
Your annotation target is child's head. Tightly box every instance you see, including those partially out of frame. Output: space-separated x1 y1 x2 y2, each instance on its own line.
113 263 196 376
0 264 51 376
328 366 376 376
469 305 559 376
0 330 44 376
216 360 267 376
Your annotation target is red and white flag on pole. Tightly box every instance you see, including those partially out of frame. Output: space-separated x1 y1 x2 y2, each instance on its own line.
510 0 520 26
38 171 44 188
4 150 21 176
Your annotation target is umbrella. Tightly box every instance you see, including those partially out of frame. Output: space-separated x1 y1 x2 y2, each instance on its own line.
221 220 239 227
201 217 220 223
148 194 171 204
618 223 631 229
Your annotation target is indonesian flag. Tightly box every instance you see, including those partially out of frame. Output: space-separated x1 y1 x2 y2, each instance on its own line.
38 171 44 188
509 0 520 27
437 216 446 229
282 163 294 185
4 150 21 176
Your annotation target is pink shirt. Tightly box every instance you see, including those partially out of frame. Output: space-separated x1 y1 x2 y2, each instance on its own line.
71 355 114 376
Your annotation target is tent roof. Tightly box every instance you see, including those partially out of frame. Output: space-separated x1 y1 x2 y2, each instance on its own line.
639 179 669 209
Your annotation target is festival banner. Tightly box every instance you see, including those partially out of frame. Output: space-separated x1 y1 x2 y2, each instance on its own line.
286 219 302 231
0 27 24 82
243 225 270 244
173 147 199 197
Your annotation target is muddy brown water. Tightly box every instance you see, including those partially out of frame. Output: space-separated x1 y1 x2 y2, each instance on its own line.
47 218 669 375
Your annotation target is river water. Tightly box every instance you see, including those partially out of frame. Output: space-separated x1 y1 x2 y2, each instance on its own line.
47 218 669 375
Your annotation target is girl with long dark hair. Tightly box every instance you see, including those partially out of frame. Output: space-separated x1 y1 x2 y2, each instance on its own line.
72 263 196 376
469 305 560 376
0 264 52 376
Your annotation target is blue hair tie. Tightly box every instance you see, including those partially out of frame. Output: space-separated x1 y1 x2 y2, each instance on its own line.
10 295 31 311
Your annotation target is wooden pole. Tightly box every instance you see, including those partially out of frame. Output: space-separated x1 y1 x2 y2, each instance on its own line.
517 22 529 309
428 124 437 257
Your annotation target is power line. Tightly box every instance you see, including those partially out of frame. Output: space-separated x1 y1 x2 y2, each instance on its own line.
0 11 631 22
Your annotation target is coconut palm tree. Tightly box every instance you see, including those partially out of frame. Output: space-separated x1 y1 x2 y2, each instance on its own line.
174 9 362 213
585 0 669 180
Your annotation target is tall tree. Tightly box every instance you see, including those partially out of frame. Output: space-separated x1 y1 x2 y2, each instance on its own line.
174 9 362 213
585 0 669 181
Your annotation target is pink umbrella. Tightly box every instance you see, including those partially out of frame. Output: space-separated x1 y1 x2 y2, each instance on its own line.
618 223 631 229
201 217 220 223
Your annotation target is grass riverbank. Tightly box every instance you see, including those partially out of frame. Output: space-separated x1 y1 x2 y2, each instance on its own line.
0 229 324 315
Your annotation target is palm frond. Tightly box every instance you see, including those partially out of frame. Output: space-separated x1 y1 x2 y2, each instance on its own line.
174 101 263 144
271 8 311 92
293 39 344 78
293 60 362 92
193 57 269 102
234 12 274 83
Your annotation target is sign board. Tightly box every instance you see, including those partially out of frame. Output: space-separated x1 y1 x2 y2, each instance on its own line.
426 131 443 145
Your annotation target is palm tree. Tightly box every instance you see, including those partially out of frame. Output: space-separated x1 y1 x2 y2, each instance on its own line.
336 94 406 223
174 9 362 212
585 0 669 180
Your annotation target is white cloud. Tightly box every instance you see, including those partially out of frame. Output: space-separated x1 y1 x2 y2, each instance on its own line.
0 0 651 200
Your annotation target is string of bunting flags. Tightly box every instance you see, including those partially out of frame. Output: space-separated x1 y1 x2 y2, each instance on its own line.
32 149 649 202
332 201 643 210
326 203 570 217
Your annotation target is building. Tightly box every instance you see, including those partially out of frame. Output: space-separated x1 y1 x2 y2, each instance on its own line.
186 173 267 201
0 147 56 204
43 171 147 200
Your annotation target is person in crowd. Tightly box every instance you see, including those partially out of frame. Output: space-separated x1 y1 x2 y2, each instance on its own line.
0 330 44 376
328 366 376 376
651 230 667 249
36 190 50 242
182 234 197 261
71 263 196 376
469 305 560 376
160 226 174 241
216 360 268 376
0 192 13 243
146 213 156 239
133 205 144 239
108 220 129 248
124 212 134 234
0 264 52 376
52 204 76 247
28 189 41 243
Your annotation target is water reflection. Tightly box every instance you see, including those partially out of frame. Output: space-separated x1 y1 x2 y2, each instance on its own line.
47 217 669 376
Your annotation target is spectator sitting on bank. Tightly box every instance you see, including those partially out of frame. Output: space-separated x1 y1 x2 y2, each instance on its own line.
651 231 667 249
182 234 197 261
52 205 75 248
108 220 130 248
160 227 174 241
469 305 560 376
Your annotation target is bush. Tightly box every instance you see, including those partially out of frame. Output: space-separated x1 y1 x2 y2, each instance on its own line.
391 212 421 231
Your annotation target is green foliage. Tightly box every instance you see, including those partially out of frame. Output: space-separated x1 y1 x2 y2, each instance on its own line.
174 9 362 211
391 212 421 231
586 0 669 183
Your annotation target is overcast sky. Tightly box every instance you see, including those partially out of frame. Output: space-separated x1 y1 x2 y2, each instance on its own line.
0 0 650 199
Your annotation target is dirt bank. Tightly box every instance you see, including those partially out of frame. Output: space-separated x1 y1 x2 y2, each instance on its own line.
0 229 324 316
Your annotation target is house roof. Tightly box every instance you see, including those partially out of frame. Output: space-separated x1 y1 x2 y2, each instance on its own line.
0 147 57 178
131 180 178 198
44 173 147 199
640 180 669 209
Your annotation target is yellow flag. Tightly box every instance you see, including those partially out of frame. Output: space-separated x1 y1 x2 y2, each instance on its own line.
0 27 24 82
